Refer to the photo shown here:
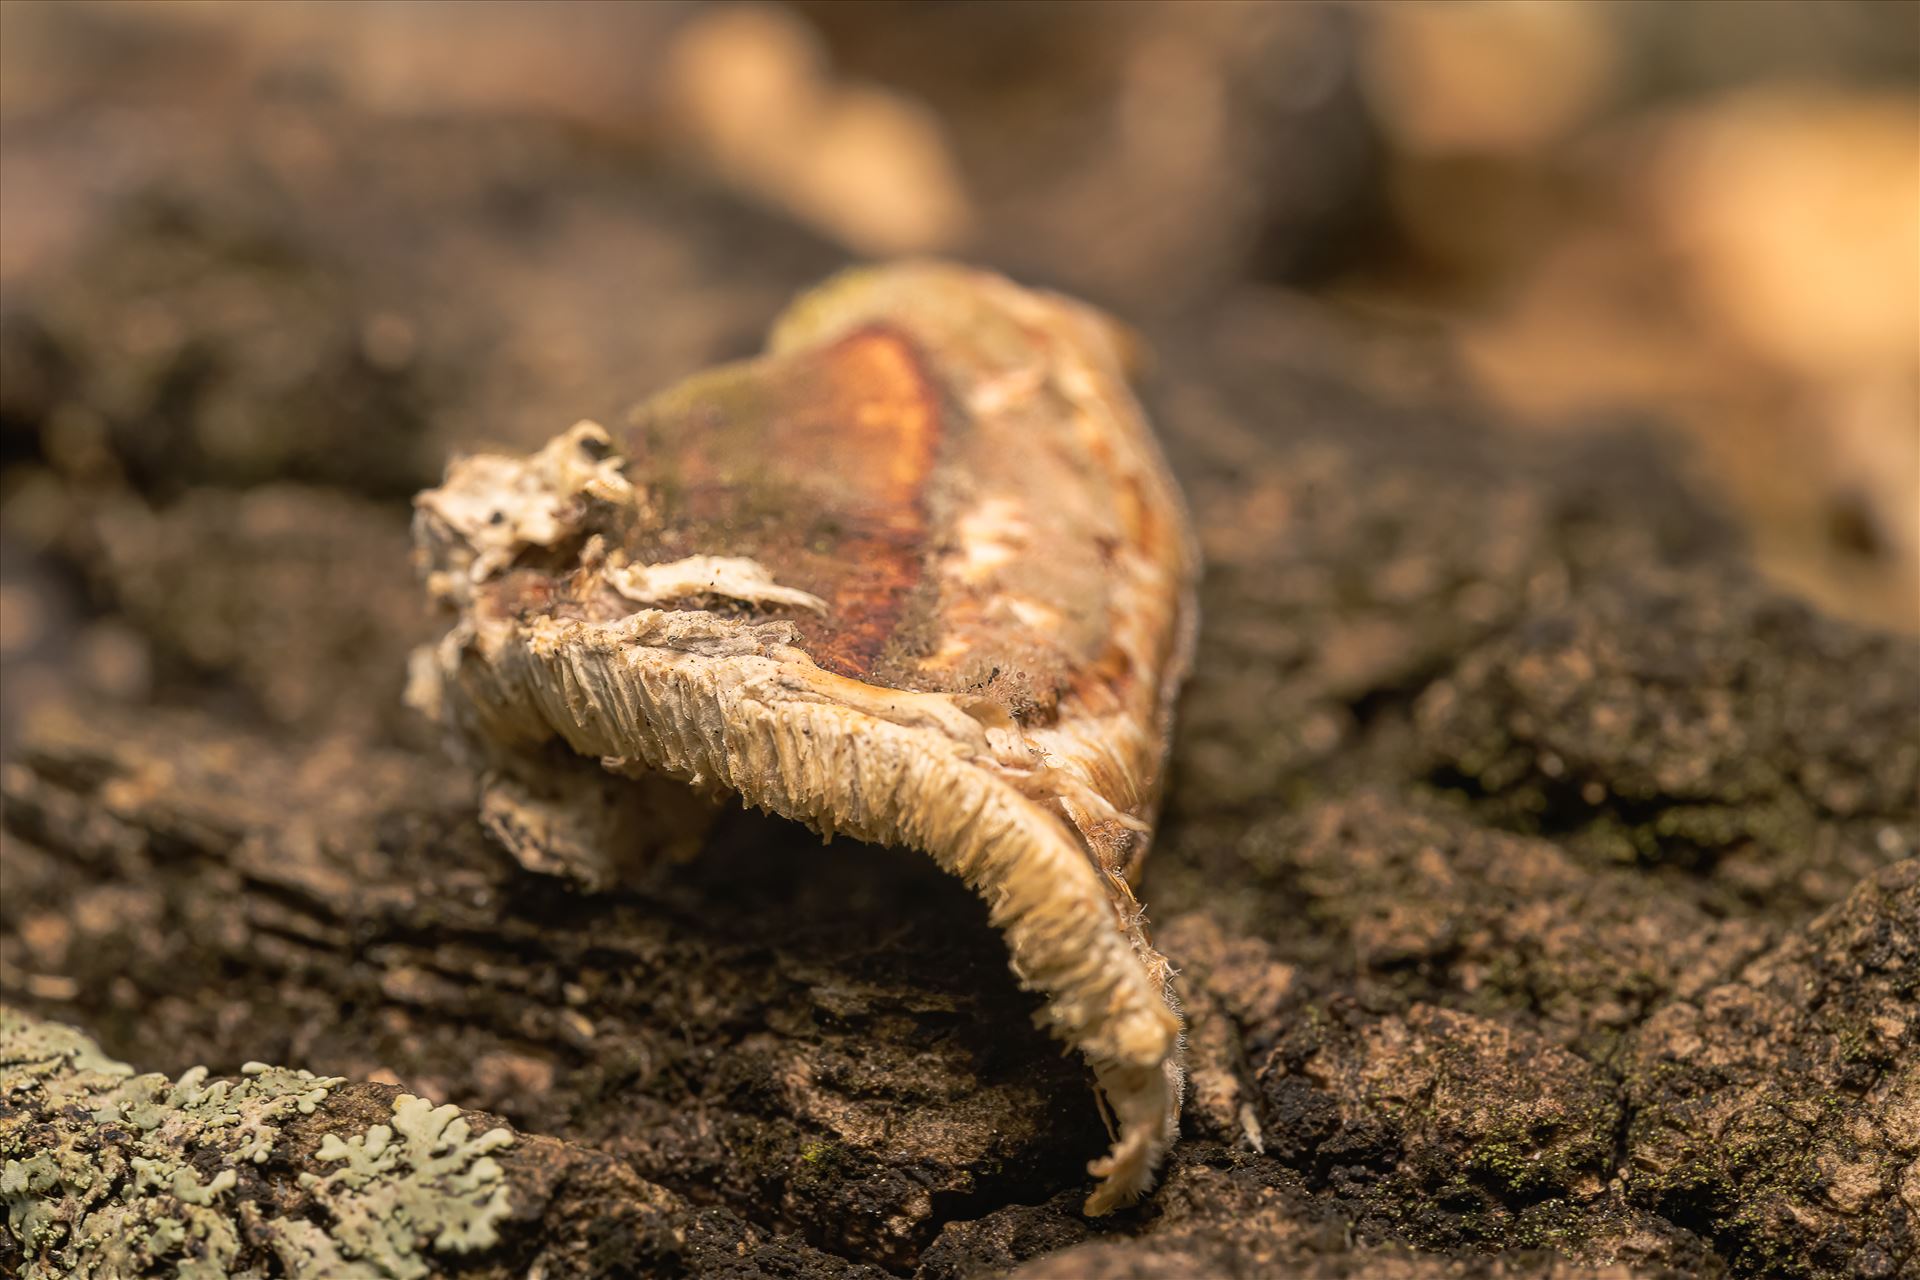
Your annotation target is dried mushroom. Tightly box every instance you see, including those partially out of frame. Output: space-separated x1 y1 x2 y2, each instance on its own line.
410 261 1198 1212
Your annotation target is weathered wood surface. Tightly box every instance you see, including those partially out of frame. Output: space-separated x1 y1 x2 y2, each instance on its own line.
2 92 1917 1280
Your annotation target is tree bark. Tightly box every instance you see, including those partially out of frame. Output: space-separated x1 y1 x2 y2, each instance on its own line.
2 85 1916 1280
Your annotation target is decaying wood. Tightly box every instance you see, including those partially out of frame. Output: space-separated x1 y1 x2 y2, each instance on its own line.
0 1005 890 1280
411 262 1198 1213
4 89 1918 1279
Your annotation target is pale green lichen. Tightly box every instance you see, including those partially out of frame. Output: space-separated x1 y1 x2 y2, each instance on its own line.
1 1005 344 1279
270 1095 516 1279
1 1007 517 1279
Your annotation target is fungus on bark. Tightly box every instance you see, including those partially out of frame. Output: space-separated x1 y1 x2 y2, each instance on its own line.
410 262 1198 1212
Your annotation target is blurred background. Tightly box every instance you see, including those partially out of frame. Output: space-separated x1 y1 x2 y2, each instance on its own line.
2 0 1916 747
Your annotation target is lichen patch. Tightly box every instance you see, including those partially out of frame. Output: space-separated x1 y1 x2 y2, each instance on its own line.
274 1095 515 1279
1 1008 523 1280
0 1006 344 1280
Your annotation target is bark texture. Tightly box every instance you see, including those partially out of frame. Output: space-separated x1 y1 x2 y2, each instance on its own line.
2 90 1916 1280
